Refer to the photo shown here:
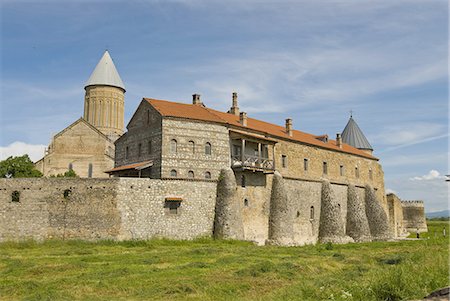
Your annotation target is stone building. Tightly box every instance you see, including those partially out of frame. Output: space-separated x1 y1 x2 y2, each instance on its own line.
35 51 125 178
104 93 390 245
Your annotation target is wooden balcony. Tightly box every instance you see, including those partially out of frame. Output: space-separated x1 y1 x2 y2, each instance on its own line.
231 155 274 172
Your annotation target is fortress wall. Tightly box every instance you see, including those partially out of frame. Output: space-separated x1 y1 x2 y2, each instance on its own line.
235 171 272 245
116 178 217 240
386 194 406 237
0 178 121 242
401 201 428 232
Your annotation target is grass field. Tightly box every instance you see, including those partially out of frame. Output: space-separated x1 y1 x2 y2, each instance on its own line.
0 221 448 301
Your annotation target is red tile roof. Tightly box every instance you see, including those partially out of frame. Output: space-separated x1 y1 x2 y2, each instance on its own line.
144 98 377 160
106 160 153 173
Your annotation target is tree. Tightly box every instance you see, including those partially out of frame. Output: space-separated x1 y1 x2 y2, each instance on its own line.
50 169 78 178
0 155 43 178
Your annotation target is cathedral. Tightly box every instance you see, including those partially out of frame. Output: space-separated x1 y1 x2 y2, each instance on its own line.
35 51 125 178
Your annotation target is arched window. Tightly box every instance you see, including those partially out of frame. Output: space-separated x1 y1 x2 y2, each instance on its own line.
323 162 328 175
205 142 211 155
170 139 177 153
88 163 93 178
170 169 177 177
189 141 195 154
310 206 314 219
188 170 194 178
205 171 211 179
241 175 246 187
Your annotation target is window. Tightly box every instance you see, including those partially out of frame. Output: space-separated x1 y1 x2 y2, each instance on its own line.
88 163 93 178
241 175 246 187
340 165 344 176
304 158 309 171
189 141 195 154
323 162 328 175
68 163 73 170
170 139 177 153
205 142 211 155
63 189 72 199
188 170 194 178
170 169 177 177
11 191 20 203
164 200 181 215
244 199 249 207
126 146 129 159
310 206 315 220
148 140 152 154
138 143 142 157
205 171 211 179
282 155 287 168
233 145 242 157
369 169 373 180
355 166 359 178
147 109 150 125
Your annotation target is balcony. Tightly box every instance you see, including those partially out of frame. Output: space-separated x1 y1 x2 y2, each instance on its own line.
231 154 274 172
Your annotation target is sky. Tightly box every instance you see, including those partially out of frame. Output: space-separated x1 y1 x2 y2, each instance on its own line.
0 0 448 212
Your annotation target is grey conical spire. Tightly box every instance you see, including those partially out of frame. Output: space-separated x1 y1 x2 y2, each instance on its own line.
85 51 125 91
341 116 373 150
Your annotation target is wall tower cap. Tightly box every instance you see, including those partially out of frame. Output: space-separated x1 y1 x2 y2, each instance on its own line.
85 51 125 91
192 94 202 105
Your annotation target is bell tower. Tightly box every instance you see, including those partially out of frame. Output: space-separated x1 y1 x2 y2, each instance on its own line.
83 51 125 141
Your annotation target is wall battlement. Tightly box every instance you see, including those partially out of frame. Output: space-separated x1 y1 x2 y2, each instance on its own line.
401 200 425 207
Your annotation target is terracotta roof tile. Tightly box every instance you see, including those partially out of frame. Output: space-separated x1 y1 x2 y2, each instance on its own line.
106 160 153 173
144 98 377 160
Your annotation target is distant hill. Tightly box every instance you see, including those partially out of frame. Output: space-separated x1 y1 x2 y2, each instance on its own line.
426 210 450 218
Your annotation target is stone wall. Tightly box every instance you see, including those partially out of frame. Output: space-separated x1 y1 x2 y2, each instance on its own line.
0 178 217 242
386 193 406 237
161 118 230 180
401 201 428 232
274 139 386 210
114 101 163 178
0 178 121 241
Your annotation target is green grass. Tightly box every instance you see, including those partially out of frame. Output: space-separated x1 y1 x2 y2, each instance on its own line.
0 221 448 301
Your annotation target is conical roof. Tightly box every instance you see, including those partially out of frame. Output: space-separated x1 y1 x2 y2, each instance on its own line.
85 51 125 91
341 116 373 150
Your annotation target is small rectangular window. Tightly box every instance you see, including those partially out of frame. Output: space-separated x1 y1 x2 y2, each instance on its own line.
340 165 344 176
282 155 287 168
164 199 181 215
304 158 309 171
148 141 152 154
125 146 129 159
233 145 241 157
323 162 327 175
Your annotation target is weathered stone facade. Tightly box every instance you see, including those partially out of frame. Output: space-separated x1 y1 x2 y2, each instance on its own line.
0 178 217 242
35 119 115 178
401 200 428 233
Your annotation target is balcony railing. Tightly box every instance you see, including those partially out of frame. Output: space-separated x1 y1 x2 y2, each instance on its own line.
231 155 274 171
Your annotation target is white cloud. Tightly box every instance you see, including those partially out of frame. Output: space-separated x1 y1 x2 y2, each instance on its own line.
386 188 397 195
410 170 445 181
0 142 46 162
372 123 447 147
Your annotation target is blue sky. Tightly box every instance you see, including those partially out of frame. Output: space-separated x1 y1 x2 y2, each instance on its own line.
0 0 448 211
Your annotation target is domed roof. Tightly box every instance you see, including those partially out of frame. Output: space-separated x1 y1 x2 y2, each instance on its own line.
85 51 125 91
341 116 373 150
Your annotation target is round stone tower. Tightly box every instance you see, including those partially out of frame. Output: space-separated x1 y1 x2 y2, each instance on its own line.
83 50 125 141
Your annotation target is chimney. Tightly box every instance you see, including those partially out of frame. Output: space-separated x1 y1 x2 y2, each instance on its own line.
336 133 342 148
229 92 239 115
285 118 293 136
192 94 202 105
239 112 247 126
